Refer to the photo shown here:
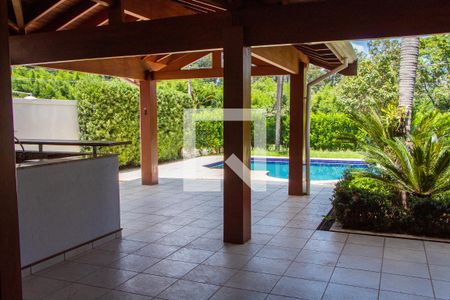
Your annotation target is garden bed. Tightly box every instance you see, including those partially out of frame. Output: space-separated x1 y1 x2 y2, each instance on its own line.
330 220 450 243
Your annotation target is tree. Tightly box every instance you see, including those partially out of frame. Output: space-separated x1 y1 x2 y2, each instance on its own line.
336 40 400 114
399 37 420 134
275 75 284 150
415 34 450 112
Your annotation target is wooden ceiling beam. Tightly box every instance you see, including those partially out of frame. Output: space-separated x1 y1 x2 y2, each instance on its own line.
11 0 450 65
40 57 147 80
251 46 302 74
153 65 288 80
11 0 25 31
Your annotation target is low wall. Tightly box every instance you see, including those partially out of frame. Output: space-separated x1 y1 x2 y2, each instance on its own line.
17 155 121 267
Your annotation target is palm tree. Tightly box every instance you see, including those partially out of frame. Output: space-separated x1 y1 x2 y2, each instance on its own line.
275 75 284 151
398 36 420 134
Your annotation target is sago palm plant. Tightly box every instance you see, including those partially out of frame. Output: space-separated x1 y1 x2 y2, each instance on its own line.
351 108 450 202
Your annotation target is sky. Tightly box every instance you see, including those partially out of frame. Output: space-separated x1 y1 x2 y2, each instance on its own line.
351 40 370 54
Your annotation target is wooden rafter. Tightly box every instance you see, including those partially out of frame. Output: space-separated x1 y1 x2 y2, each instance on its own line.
11 0 449 66
162 51 211 71
40 2 100 32
24 0 66 32
109 0 125 24
8 19 20 32
11 0 25 31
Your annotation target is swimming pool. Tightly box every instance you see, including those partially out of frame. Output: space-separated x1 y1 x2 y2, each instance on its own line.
206 157 368 180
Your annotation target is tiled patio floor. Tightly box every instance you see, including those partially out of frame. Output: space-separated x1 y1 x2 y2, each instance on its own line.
23 178 450 300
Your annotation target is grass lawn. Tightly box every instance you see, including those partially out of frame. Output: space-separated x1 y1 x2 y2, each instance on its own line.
252 148 364 159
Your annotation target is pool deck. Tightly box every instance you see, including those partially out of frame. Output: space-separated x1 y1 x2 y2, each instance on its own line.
22 156 450 300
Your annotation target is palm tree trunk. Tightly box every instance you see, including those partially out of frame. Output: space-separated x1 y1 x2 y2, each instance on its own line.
398 37 420 135
275 76 284 151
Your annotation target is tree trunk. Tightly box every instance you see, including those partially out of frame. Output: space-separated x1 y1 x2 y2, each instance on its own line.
398 37 419 134
275 75 284 151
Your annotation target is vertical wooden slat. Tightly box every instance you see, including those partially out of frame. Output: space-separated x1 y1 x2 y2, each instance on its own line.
289 62 306 195
139 79 159 185
0 0 23 298
223 26 252 244
108 0 125 25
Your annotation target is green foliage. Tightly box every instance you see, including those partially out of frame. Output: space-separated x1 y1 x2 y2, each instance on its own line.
156 87 195 161
75 76 140 166
12 66 87 99
416 34 450 111
332 171 449 237
336 40 401 113
351 108 450 197
310 113 364 151
311 84 338 113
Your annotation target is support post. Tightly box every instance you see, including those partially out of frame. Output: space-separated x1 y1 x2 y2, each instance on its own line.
0 0 23 298
108 0 125 25
289 62 307 195
223 26 252 244
139 79 159 185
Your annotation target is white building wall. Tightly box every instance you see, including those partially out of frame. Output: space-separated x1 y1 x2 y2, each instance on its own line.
13 98 80 152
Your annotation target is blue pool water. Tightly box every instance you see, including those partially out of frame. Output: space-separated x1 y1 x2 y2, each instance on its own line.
207 158 368 180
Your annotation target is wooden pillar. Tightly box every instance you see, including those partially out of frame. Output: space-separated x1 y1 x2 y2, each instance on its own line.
0 0 23 299
223 26 252 244
139 79 159 185
289 62 307 195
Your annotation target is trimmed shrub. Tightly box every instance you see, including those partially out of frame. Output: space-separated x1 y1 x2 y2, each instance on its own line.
332 171 450 238
76 77 140 167
76 77 195 166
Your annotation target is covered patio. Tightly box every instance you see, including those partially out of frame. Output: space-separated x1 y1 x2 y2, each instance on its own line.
22 173 450 299
2 0 450 299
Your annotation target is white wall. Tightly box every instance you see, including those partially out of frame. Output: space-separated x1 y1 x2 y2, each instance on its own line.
13 98 80 152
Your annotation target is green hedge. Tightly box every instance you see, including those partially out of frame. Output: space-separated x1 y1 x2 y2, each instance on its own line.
76 77 140 166
332 171 450 238
76 77 224 166
266 113 364 151
76 77 367 166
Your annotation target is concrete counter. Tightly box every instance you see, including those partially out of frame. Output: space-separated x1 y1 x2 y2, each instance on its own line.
17 155 121 267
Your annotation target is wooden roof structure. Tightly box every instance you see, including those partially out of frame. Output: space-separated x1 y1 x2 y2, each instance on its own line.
2 1 450 299
7 0 359 80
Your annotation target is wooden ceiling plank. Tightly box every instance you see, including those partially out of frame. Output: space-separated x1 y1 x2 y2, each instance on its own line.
11 0 25 30
251 46 300 74
40 56 147 80
40 2 100 32
24 0 66 31
123 0 196 20
11 0 450 65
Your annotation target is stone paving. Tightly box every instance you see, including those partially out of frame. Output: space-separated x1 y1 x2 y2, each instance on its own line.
23 176 450 299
